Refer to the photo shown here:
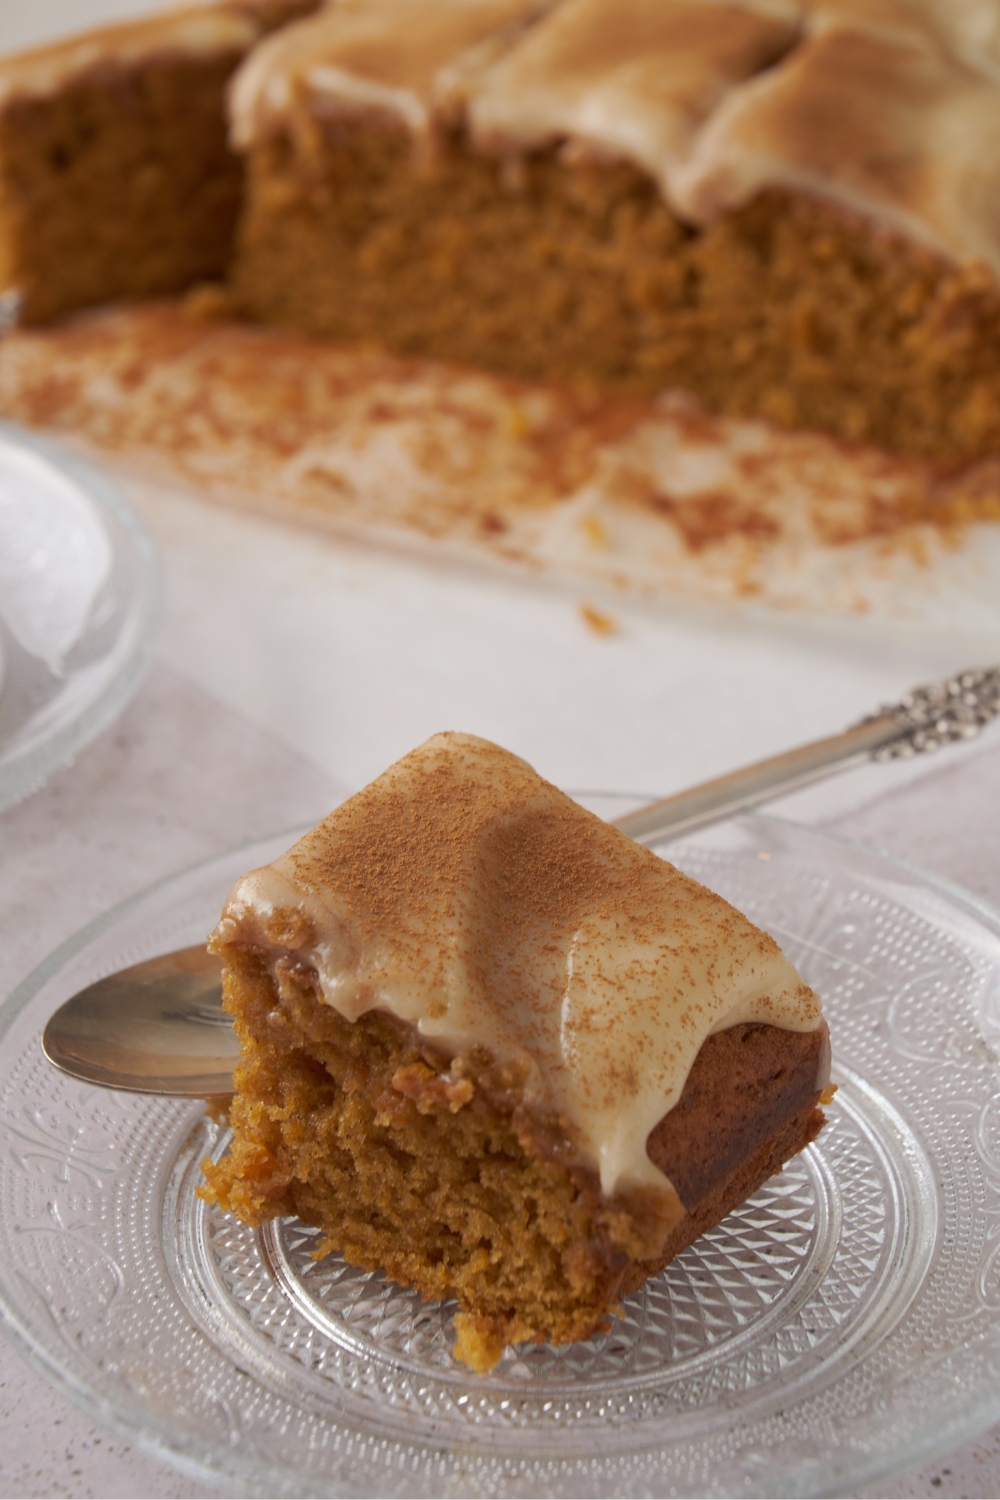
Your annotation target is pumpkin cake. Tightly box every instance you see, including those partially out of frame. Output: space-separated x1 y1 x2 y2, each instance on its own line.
227 0 1000 460
3 0 1000 460
0 0 317 326
200 732 831 1372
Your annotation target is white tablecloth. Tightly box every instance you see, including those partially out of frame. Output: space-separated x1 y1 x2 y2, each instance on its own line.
4 4 1000 1492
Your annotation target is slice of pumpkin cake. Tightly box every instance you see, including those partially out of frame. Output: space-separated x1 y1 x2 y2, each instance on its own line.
201 732 830 1372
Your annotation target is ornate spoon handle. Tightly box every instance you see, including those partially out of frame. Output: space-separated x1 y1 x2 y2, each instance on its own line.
614 667 1000 846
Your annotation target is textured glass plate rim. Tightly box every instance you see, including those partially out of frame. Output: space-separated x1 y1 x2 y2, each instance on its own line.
3 811 1000 1498
0 419 161 812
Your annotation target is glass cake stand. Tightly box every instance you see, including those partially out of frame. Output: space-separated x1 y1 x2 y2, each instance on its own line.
0 421 159 812
2 808 1000 1497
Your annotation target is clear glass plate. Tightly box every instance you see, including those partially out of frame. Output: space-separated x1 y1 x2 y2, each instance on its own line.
0 421 160 812
3 808 1000 1497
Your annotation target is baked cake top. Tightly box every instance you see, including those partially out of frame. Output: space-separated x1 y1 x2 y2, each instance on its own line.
212 732 824 1213
229 0 1000 273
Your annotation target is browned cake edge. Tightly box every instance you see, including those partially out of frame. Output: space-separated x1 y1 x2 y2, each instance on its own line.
200 944 828 1372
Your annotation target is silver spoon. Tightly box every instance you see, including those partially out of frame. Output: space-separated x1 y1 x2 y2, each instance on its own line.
42 665 1000 1097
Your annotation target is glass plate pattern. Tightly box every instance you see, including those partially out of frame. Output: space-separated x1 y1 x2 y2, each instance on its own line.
2 813 1000 1497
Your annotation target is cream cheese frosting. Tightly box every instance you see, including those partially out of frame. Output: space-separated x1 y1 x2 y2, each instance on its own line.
211 732 825 1209
468 0 801 196
670 16 1000 271
226 0 1000 274
229 0 550 149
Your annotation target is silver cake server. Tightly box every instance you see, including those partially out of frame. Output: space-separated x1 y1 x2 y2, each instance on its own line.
42 665 1000 1097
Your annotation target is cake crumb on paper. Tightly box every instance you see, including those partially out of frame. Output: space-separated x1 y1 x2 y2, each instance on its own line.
580 515 609 549
579 602 618 636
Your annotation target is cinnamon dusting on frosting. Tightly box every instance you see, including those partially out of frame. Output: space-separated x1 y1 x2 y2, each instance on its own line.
211 732 824 1214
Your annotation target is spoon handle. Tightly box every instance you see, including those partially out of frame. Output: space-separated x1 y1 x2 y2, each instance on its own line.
614 666 1000 846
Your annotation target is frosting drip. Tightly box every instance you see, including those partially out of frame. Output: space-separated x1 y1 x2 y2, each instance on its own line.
229 0 549 147
227 0 1000 274
671 17 1000 270
469 0 801 198
212 732 824 1204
